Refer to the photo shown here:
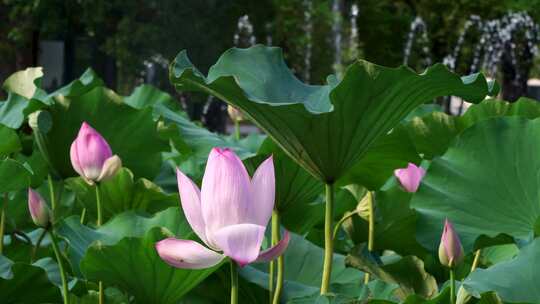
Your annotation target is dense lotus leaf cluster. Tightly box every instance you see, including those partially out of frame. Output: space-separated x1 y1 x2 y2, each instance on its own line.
0 45 538 303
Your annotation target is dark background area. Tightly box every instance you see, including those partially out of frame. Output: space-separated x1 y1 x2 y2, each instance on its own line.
2 0 540 128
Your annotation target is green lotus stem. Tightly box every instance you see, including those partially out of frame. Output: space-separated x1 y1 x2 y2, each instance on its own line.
94 184 105 303
364 191 375 284
470 249 481 272
234 120 240 140
271 210 284 304
230 260 239 304
449 268 456 304
99 281 104 304
50 230 69 304
332 211 359 241
80 208 87 224
31 228 48 262
320 183 335 294
95 184 103 227
48 174 56 215
268 214 276 302
0 193 7 254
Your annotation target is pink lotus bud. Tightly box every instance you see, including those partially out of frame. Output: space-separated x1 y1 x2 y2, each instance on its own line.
394 163 426 192
70 122 122 184
438 219 464 268
156 147 289 269
28 188 50 227
227 105 245 122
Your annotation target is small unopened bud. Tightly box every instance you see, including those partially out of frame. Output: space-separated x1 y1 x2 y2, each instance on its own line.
438 219 464 268
28 189 51 228
227 105 245 122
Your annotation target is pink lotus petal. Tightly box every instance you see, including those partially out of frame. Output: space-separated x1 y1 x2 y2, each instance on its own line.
394 163 426 192
249 156 275 226
177 168 209 245
254 230 290 263
201 148 252 238
212 223 266 267
70 140 84 177
155 238 224 269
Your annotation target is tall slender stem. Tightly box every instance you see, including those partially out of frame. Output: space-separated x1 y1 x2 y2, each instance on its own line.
332 211 358 241
80 208 87 224
234 120 240 140
273 252 284 304
0 193 6 254
99 281 105 304
50 230 69 304
271 210 284 304
364 191 374 284
470 249 481 272
95 184 102 227
449 268 456 304
95 184 104 304
320 183 334 294
31 228 48 262
268 212 277 303
230 261 238 304
48 174 56 212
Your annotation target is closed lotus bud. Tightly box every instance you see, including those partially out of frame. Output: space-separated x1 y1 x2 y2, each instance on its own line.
227 105 245 122
438 219 464 268
70 122 122 184
394 163 425 192
28 189 50 228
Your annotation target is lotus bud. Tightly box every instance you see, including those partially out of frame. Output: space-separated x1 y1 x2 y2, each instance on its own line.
394 163 425 192
438 219 464 268
70 122 122 184
227 105 245 122
28 189 51 228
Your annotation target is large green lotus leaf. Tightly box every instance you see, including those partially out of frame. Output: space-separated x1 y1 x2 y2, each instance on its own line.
240 233 364 301
66 168 177 223
0 255 62 303
80 227 220 304
170 45 496 182
400 98 540 160
371 287 451 304
0 159 32 193
124 84 176 110
45 85 167 179
244 138 323 234
346 249 437 300
462 238 540 303
343 182 428 258
0 125 21 157
0 93 32 129
2 67 43 99
56 207 190 276
339 126 421 190
287 294 361 304
154 102 264 160
411 117 540 252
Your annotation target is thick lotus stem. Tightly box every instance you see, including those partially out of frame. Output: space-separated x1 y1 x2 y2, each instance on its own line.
320 183 335 294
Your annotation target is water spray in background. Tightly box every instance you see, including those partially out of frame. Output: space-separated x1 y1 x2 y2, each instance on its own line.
303 0 313 82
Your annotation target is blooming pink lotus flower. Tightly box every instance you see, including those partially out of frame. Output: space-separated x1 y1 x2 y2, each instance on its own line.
156 148 290 268
28 188 51 228
70 122 122 184
394 163 426 192
438 219 464 268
